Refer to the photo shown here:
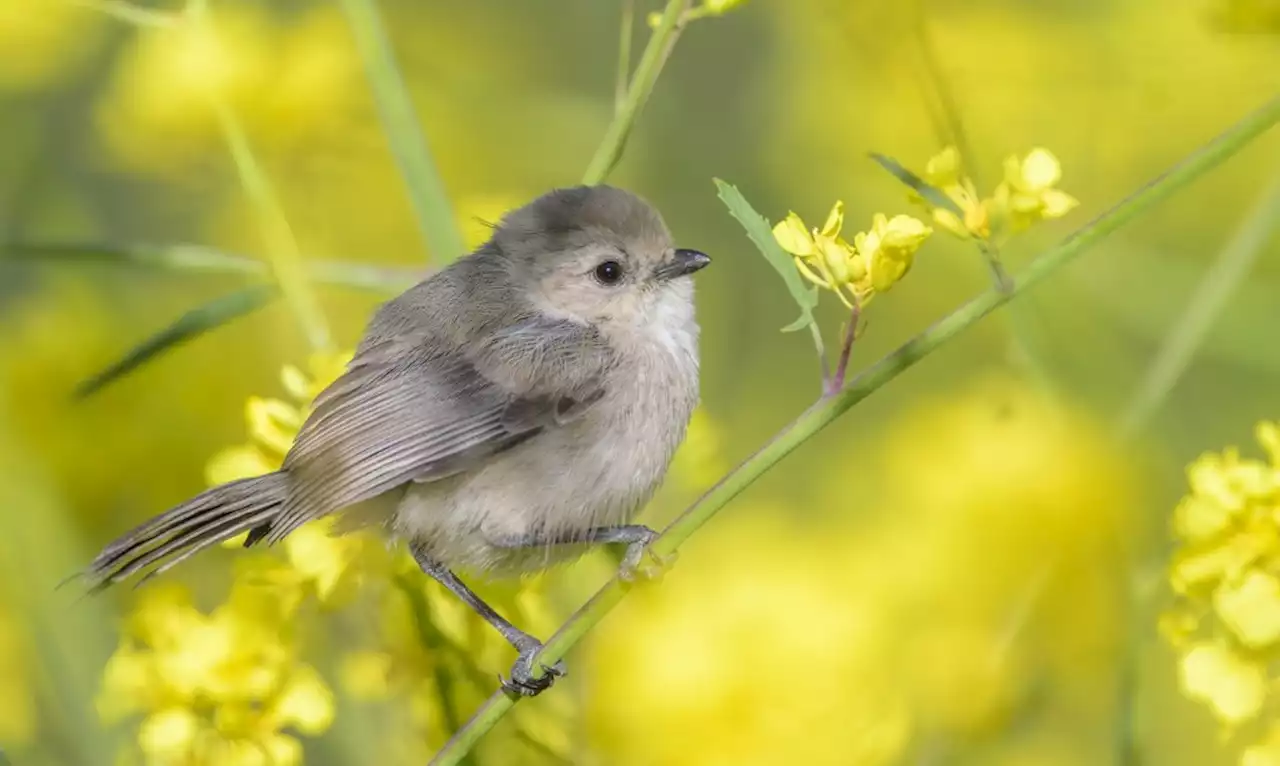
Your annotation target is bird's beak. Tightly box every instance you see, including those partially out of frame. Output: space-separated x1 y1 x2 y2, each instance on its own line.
656 248 712 280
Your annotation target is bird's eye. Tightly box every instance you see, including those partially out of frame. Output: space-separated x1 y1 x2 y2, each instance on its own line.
594 260 624 285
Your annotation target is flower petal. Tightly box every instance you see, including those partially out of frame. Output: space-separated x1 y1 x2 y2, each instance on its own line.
1020 148 1063 190
1214 569 1280 649
1040 189 1078 219
1179 642 1266 725
138 707 200 760
820 200 845 238
773 213 815 257
272 666 335 735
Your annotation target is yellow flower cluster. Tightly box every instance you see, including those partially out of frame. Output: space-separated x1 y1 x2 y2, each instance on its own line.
1163 421 1280 763
101 349 581 763
206 350 390 605
94 3 359 175
912 146 1078 242
772 201 933 308
0 609 35 748
99 351 368 765
99 581 333 766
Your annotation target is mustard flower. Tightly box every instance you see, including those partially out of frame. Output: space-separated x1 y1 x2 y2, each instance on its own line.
994 148 1079 232
918 146 995 239
99 580 333 766
1163 420 1280 751
910 145 1078 242
207 350 388 605
772 202 932 307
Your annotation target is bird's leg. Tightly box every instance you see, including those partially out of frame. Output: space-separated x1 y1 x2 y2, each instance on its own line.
410 543 564 697
493 524 675 582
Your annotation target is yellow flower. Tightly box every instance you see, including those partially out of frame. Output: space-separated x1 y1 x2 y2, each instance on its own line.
207 351 382 604
99 579 334 765
95 2 274 174
910 145 1078 242
918 146 994 239
853 213 933 293
773 202 931 307
994 148 1079 232
1179 642 1266 726
1164 419 1280 755
1214 570 1280 649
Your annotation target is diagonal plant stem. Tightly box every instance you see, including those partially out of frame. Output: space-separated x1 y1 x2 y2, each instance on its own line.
616 0 635 111
337 0 466 263
175 0 332 352
1117 165 1280 436
582 0 691 185
428 94 1280 766
3 241 421 293
1110 161 1280 766
210 97 333 352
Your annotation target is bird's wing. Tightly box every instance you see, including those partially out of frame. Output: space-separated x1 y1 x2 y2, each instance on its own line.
257 317 610 545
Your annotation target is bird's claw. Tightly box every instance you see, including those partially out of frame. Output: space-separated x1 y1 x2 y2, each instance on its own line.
500 641 566 697
618 532 677 583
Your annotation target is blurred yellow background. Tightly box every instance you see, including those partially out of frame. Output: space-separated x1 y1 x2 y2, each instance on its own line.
2 0 1279 764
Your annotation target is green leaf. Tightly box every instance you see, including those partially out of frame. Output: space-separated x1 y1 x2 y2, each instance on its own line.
868 152 965 218
713 178 819 333
74 284 278 399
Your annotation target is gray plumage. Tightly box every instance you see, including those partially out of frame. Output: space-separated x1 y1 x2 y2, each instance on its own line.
81 185 710 695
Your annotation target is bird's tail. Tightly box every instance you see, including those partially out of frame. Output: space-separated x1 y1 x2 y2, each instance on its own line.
81 472 288 591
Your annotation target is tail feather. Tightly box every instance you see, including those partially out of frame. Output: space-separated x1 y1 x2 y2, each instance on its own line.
84 473 288 591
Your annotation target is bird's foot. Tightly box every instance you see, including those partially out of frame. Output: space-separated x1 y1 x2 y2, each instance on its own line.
618 530 677 583
500 638 566 697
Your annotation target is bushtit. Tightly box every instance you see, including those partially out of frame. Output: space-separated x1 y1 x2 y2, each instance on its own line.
81 184 711 696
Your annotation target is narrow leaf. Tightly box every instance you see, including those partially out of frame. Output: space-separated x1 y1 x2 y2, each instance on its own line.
713 179 819 333
74 285 278 399
868 152 965 217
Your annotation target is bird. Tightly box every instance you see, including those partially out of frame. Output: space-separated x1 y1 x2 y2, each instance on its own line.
79 184 712 696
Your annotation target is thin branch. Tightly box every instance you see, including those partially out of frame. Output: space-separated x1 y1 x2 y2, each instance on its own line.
615 0 634 111
337 0 466 263
208 90 333 352
2 241 421 293
1117 165 1280 436
827 300 861 394
582 0 692 185
1110 161 1280 766
428 94 1280 766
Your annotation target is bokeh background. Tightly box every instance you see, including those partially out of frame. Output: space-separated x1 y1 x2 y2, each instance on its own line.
2 0 1280 764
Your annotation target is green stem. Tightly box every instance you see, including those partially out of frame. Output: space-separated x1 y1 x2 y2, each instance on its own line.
582 0 691 185
428 94 1280 766
3 241 420 293
908 6 1045 380
209 97 332 352
393 575 468 760
337 0 467 263
1117 166 1280 437
615 0 634 111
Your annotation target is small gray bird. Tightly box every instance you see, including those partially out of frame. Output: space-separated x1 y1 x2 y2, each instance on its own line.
82 184 710 696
